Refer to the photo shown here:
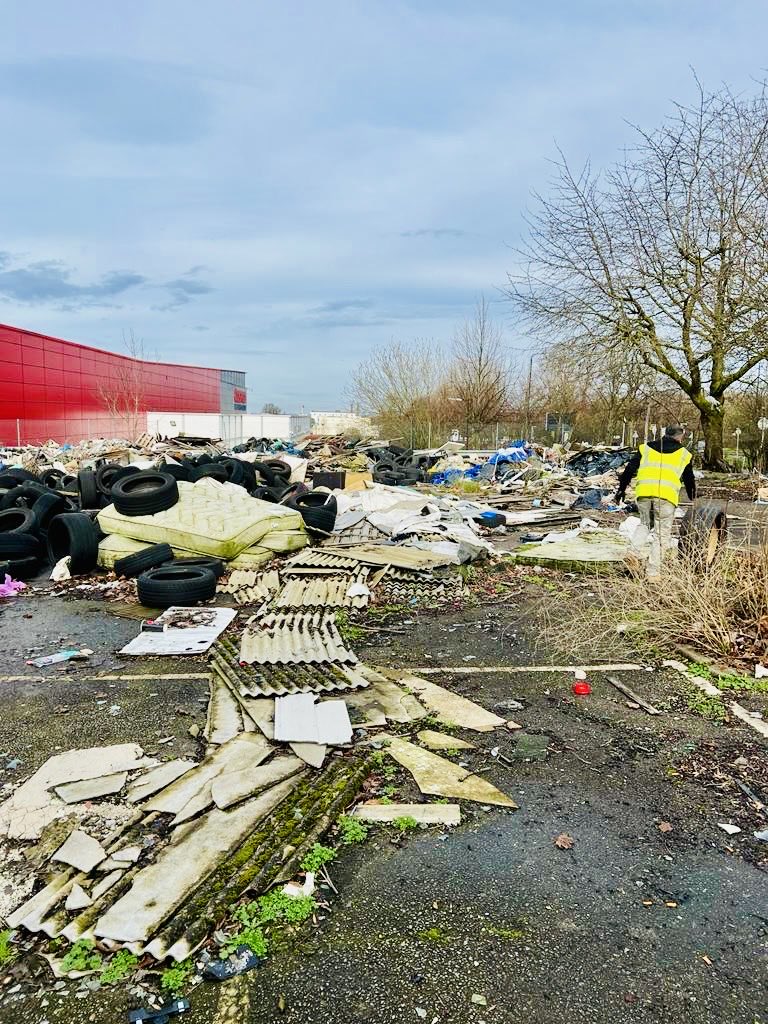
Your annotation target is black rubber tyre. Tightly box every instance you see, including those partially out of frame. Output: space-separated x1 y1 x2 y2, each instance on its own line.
0 508 37 536
60 474 78 491
189 463 229 484
77 469 100 509
219 458 245 485
250 461 277 486
264 459 292 482
169 555 226 579
40 468 66 489
0 482 48 510
31 492 69 533
251 485 284 503
115 543 174 579
678 503 728 569
0 528 40 558
160 462 193 482
237 461 257 490
194 454 214 466
289 491 337 533
96 463 141 498
137 565 217 607
278 482 309 503
7 555 40 580
0 468 37 484
112 471 179 517
46 513 99 574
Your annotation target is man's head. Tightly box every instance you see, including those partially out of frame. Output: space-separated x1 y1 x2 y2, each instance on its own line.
664 425 685 440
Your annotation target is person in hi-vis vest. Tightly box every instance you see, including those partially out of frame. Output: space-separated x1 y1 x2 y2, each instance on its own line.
615 425 696 579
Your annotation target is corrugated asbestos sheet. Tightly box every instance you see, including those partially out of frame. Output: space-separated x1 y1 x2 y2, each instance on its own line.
239 610 358 666
380 567 464 605
217 569 281 606
211 637 369 696
322 519 387 547
284 544 447 570
275 568 371 608
283 549 361 571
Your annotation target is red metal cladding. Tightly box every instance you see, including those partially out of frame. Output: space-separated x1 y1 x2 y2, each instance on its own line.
0 324 230 446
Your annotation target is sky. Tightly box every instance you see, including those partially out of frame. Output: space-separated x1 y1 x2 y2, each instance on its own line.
1 1 767 412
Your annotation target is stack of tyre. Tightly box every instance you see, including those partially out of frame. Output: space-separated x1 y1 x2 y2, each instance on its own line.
0 466 101 580
368 446 433 486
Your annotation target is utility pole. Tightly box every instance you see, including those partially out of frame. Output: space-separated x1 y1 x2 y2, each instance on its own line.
643 401 650 444
524 356 536 440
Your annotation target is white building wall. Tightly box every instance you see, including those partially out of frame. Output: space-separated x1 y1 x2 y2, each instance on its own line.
310 410 373 436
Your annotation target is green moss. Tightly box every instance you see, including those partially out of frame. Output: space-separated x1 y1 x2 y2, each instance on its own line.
99 950 138 986
487 925 527 941
160 959 195 996
417 926 450 943
0 930 18 968
59 939 102 974
335 610 366 644
337 814 368 844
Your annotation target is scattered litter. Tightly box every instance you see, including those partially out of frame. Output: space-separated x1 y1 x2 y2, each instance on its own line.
27 649 94 667
554 833 574 850
754 829 768 842
121 607 237 656
128 999 191 1023
471 994 488 1006
203 945 262 980
718 823 742 836
0 574 26 598
658 821 673 834
606 675 661 715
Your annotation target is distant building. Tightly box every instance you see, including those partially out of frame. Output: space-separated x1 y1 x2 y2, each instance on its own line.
310 410 373 436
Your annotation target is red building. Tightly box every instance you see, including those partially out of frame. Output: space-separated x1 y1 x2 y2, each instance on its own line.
0 323 246 446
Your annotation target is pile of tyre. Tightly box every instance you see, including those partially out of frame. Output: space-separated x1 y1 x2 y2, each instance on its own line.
0 465 102 580
367 446 436 486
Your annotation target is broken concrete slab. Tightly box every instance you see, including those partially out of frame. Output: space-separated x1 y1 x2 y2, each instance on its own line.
145 734 274 820
356 665 427 723
417 730 476 751
240 696 276 739
64 884 92 912
274 694 352 745
94 775 303 944
126 759 196 804
211 755 304 810
389 672 505 732
381 736 517 808
54 772 128 804
51 830 107 873
0 743 150 841
351 801 461 826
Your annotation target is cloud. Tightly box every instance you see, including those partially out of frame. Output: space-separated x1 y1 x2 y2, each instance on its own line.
400 228 468 239
0 253 145 308
0 57 212 144
308 298 374 313
154 276 215 311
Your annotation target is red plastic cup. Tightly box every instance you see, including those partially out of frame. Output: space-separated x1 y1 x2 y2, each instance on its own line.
572 680 591 696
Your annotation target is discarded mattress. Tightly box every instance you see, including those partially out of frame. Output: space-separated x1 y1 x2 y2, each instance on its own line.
98 478 303 560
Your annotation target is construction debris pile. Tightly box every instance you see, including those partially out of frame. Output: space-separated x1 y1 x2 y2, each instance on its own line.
1 579 518 970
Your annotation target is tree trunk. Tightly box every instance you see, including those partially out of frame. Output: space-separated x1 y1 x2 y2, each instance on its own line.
700 403 726 470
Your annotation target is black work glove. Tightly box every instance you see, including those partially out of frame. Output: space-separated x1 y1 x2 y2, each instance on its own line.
614 491 625 504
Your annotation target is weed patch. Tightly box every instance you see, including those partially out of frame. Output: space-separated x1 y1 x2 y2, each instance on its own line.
0 930 18 968
337 814 368 844
99 950 138 986
59 939 102 974
160 959 195 996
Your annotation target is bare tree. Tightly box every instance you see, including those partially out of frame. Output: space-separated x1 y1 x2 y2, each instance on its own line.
261 402 283 415
347 339 448 446
449 298 510 446
508 81 768 468
97 329 148 441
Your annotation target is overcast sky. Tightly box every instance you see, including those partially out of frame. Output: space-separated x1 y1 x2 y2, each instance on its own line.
1 1 766 412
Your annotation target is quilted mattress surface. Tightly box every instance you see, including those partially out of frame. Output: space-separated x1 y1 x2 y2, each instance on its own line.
97 478 303 559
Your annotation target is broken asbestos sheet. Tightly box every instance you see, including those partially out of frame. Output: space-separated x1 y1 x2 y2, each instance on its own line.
120 607 237 656
351 802 461 826
94 775 302 944
274 693 353 745
389 671 506 732
0 743 151 841
382 736 517 808
239 610 357 666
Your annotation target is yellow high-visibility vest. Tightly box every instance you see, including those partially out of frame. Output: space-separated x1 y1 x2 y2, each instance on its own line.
635 443 691 506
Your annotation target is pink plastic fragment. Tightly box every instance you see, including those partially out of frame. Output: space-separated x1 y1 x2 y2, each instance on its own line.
0 574 26 598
